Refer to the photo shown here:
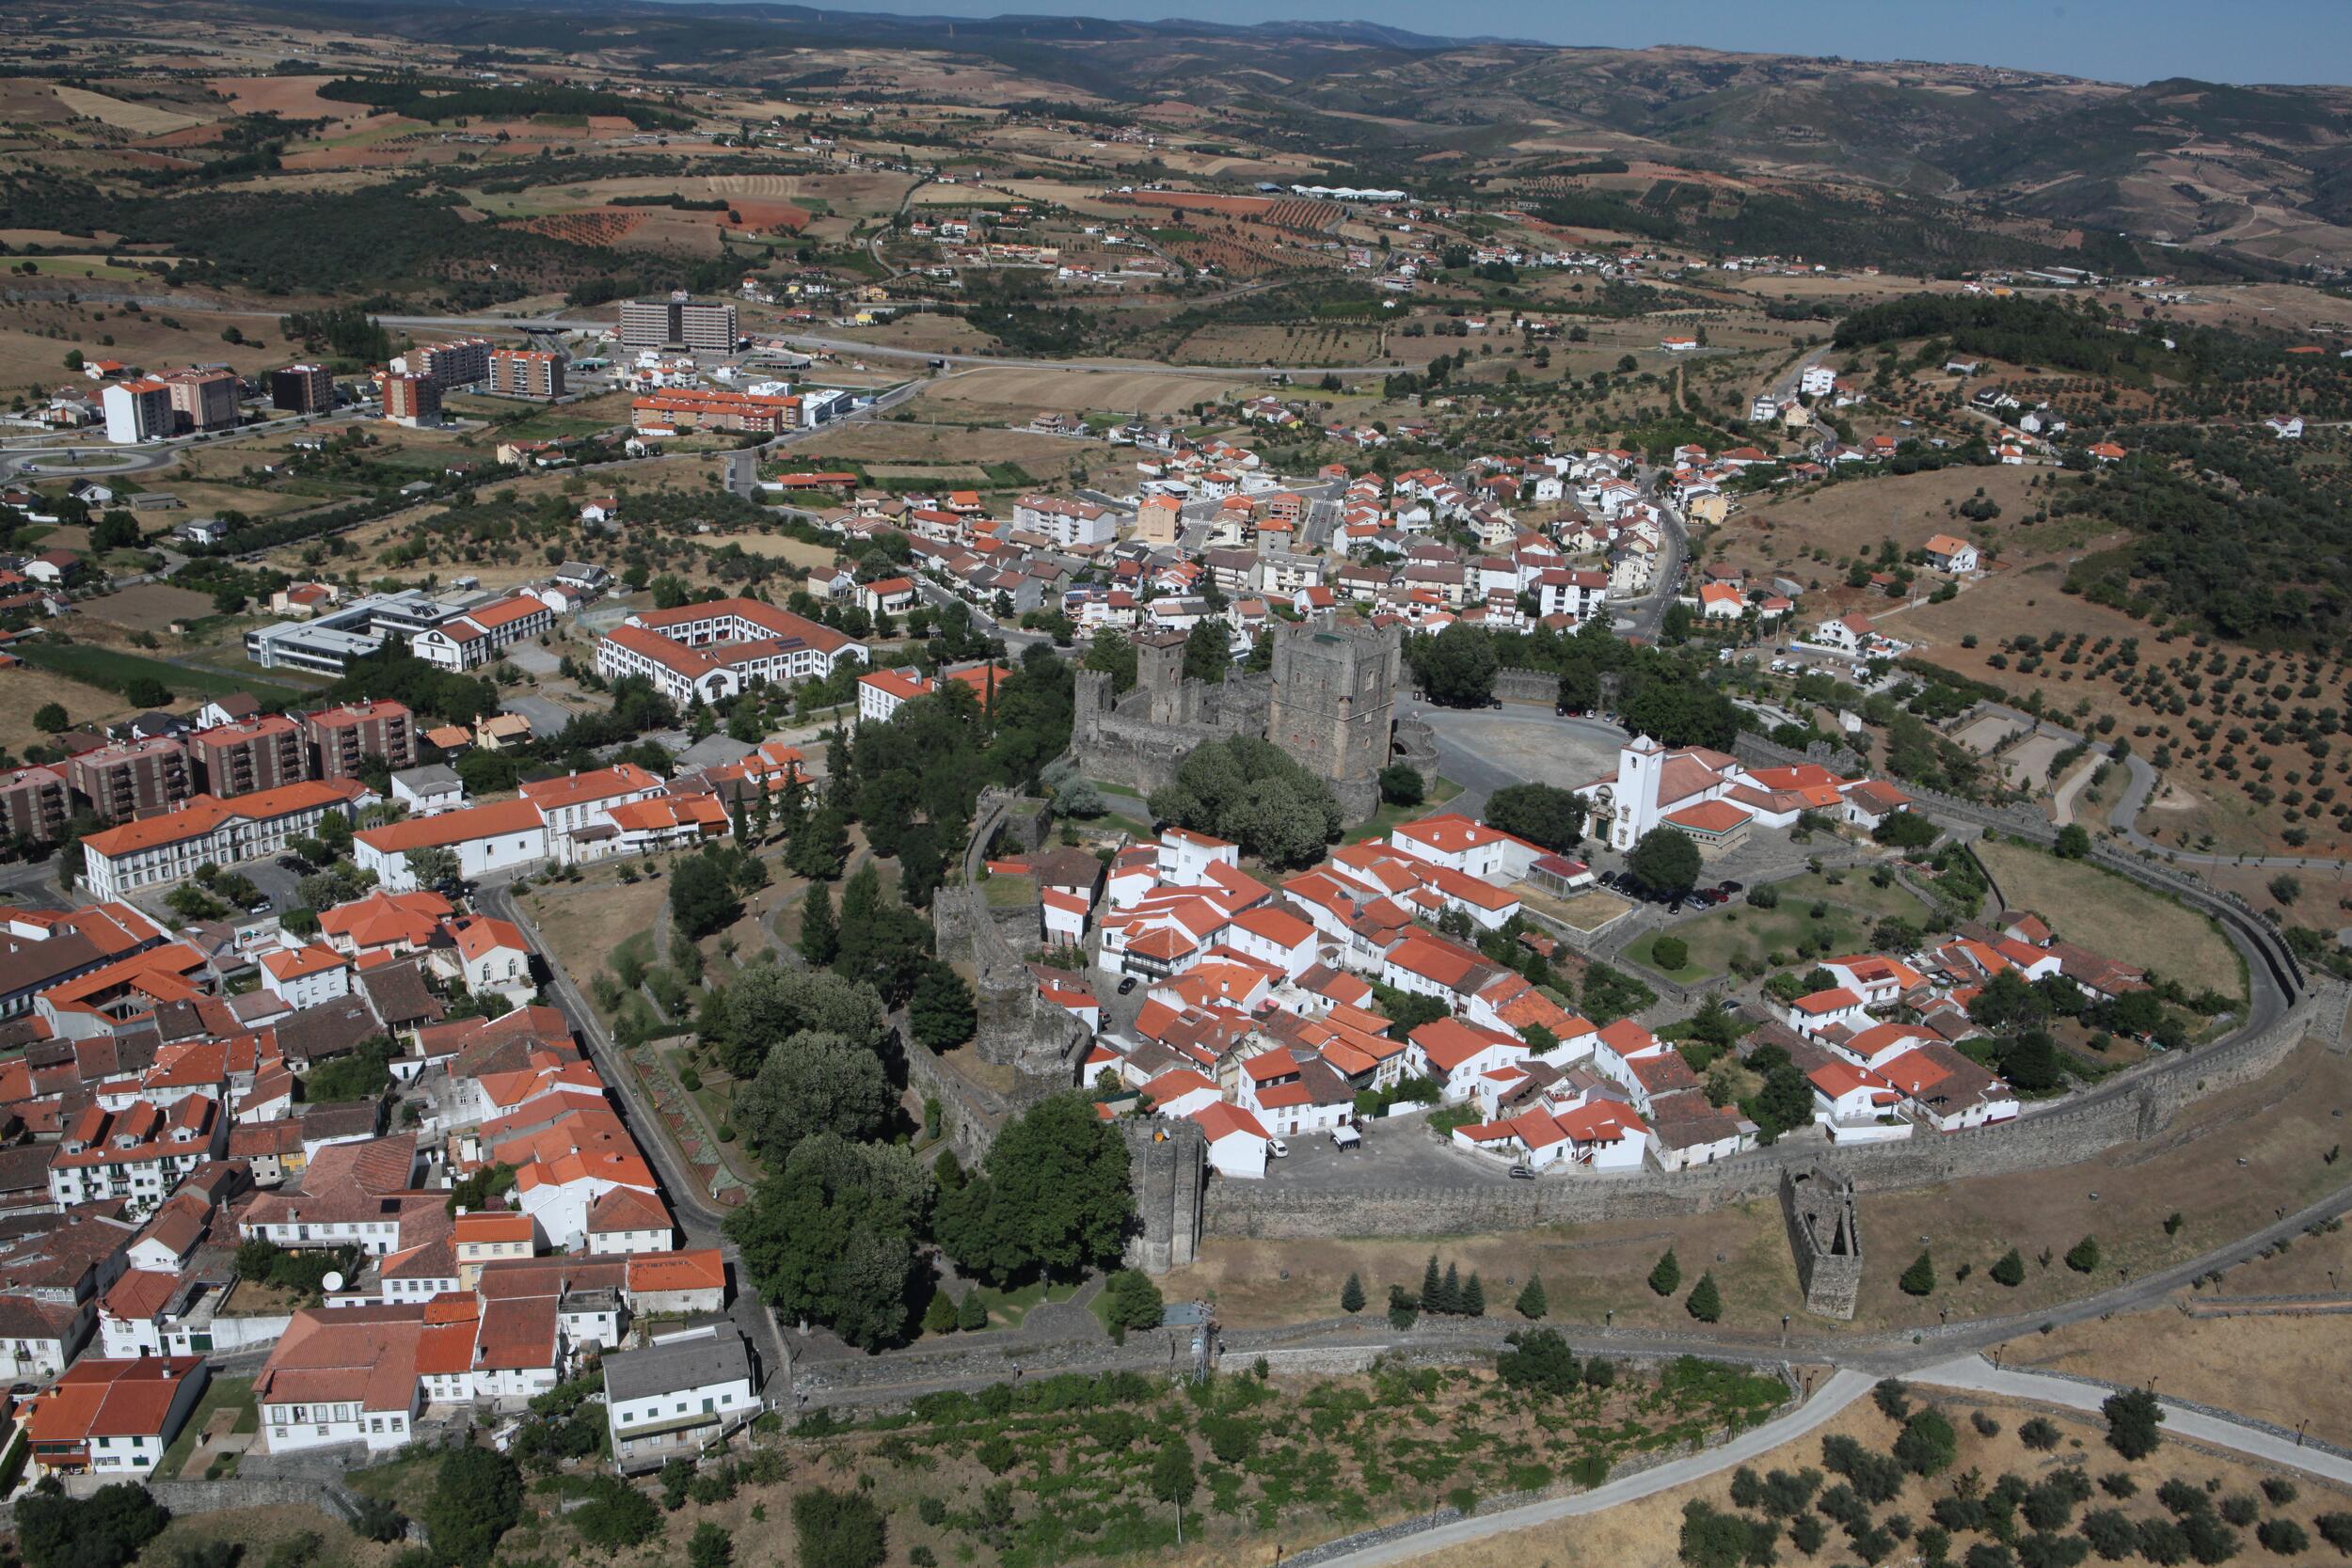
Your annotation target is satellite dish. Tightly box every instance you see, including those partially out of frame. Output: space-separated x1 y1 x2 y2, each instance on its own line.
321 1271 345 1293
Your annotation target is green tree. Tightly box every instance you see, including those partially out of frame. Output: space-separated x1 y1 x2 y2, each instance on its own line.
936 1092 1133 1283
1686 1271 1722 1323
1900 1249 1937 1297
1085 628 1139 693
15 1483 170 1568
909 960 976 1052
1483 783 1588 851
421 1447 524 1568
2054 823 2092 859
1652 935 1690 971
1628 827 1704 897
1412 621 1501 707
1378 764 1425 806
570 1476 661 1547
1151 1439 1198 1508
798 881 839 966
1148 735 1340 868
732 1030 894 1163
1896 1409 1959 1476
404 845 460 890
1516 1273 1548 1320
689 1521 734 1568
32 702 69 734
1182 619 1230 685
669 852 740 940
1103 1269 1165 1331
791 1486 885 1568
2101 1386 2165 1460
713 962 887 1080
1991 1247 2026 1287
2065 1235 2102 1274
1648 1247 1682 1296
788 807 851 881
1341 1272 1366 1313
725 1133 934 1349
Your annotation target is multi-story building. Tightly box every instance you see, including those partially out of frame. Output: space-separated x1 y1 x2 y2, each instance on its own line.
76 779 366 901
246 590 463 674
619 293 738 352
595 597 866 705
47 1096 226 1211
407 594 554 670
0 764 70 847
188 714 307 800
304 700 416 778
412 337 493 389
603 1327 759 1471
488 348 566 400
68 737 191 823
158 369 239 434
383 372 440 428
1013 494 1118 547
101 379 171 445
270 364 335 414
629 388 798 435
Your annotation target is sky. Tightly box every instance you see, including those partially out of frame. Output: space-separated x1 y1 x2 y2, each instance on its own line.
755 0 2352 86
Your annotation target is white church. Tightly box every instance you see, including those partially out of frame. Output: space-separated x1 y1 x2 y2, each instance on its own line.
1576 736 1916 854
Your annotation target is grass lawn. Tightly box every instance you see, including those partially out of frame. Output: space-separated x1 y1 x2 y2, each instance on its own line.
153 1375 256 1479
15 641 301 706
981 872 1038 908
960 1277 1081 1331
1973 835 2245 1000
1631 870 1933 982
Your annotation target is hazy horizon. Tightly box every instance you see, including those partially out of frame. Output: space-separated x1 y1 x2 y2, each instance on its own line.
669 0 2352 87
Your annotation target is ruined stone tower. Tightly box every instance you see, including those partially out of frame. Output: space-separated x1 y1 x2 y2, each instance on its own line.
1265 616 1401 823
1782 1164 1864 1319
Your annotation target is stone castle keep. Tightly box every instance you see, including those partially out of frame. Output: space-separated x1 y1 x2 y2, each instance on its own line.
1073 616 1404 822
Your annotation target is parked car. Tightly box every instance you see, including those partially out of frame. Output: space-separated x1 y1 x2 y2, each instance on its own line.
1716 880 1744 894
1117 975 1137 995
1268 1138 1291 1159
1507 1164 1534 1181
246 898 273 915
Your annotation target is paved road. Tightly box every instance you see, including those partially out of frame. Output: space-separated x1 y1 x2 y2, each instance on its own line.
1913 1357 2352 1485
1311 1370 1876 1568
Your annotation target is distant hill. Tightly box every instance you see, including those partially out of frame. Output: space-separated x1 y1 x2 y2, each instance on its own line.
310 0 2352 264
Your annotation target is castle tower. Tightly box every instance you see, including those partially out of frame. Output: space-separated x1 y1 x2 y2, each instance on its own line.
1134 630 1190 726
1266 618 1399 820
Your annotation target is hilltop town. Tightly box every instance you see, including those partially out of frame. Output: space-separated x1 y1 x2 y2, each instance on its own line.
2 4 2352 1568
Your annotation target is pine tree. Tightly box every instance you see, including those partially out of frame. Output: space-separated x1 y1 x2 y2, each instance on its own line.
1439 1260 1463 1315
799 881 838 967
1462 1273 1486 1317
1421 1254 1443 1312
2065 1235 2102 1274
1686 1272 1722 1323
1648 1247 1682 1297
1516 1274 1548 1321
1341 1273 1366 1314
1899 1249 1936 1297
1991 1247 2026 1287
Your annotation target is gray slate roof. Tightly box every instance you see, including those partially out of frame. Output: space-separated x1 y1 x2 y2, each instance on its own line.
603 1329 752 1402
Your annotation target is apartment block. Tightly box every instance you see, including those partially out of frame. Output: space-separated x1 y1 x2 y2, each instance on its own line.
270 365 334 414
304 700 417 779
67 737 191 823
488 348 566 401
101 380 171 445
618 294 737 352
159 368 239 434
189 714 308 800
413 337 493 388
383 373 441 428
0 764 70 846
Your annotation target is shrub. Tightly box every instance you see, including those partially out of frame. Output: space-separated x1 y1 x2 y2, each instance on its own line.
570 1476 661 1548
791 1487 886 1568
2258 1479 2296 1507
1900 1250 1937 1296
2098 1473 2136 1499
1652 936 1690 971
2312 1514 2352 1552
1873 1380 1914 1418
2256 1521 2308 1557
1973 1412 2002 1437
1895 1409 1959 1477
2139 1519 2193 1566
2219 1497 2259 1529
1991 1248 2026 1287
2101 1386 2164 1460
2082 1510 2138 1560
2018 1418 2062 1451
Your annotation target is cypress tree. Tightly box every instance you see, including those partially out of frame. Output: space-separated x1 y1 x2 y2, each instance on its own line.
1421 1254 1443 1312
798 881 838 967
1648 1247 1682 1297
1900 1249 1937 1297
1341 1273 1365 1314
1686 1272 1722 1323
1516 1274 1548 1320
1439 1260 1463 1315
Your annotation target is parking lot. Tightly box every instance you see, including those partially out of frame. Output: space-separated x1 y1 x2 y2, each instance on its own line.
1257 1113 1526 1191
